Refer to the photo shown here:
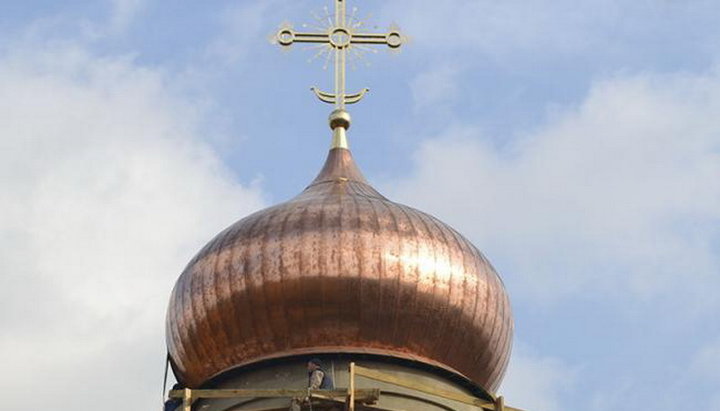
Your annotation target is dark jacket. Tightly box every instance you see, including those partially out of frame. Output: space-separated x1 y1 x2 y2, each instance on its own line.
308 368 334 390
164 398 181 411
164 383 183 411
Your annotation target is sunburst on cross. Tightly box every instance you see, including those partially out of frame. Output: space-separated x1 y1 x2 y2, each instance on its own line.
274 0 404 110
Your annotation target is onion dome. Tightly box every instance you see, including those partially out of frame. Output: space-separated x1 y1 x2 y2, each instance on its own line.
165 111 513 393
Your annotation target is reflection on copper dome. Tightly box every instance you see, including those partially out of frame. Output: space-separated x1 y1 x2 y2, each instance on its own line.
166 148 513 393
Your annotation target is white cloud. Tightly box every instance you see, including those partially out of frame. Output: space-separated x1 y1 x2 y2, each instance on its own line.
411 64 464 109
388 70 720 305
499 344 576 411
0 44 265 410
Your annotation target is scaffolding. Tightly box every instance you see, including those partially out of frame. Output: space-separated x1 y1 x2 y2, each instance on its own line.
169 362 524 411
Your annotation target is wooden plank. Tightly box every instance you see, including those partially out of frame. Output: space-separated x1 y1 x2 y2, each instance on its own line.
315 389 380 404
496 395 505 411
183 388 192 411
353 365 525 411
353 365 491 408
348 362 356 411
169 388 378 402
171 389 333 399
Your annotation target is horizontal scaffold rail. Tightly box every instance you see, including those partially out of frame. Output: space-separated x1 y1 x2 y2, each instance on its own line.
353 364 524 411
168 388 379 401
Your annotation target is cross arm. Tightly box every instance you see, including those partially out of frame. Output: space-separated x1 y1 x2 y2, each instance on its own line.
293 32 330 43
276 29 330 46
351 31 404 48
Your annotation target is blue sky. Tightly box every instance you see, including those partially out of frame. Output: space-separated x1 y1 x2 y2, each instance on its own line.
1 1 719 410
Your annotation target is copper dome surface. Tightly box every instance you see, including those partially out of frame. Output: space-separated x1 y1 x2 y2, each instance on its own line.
166 148 513 392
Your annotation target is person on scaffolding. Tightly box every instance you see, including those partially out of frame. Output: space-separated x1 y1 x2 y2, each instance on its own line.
307 358 334 390
290 358 335 410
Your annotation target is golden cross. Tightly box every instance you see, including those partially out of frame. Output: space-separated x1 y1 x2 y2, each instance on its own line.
274 0 404 110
